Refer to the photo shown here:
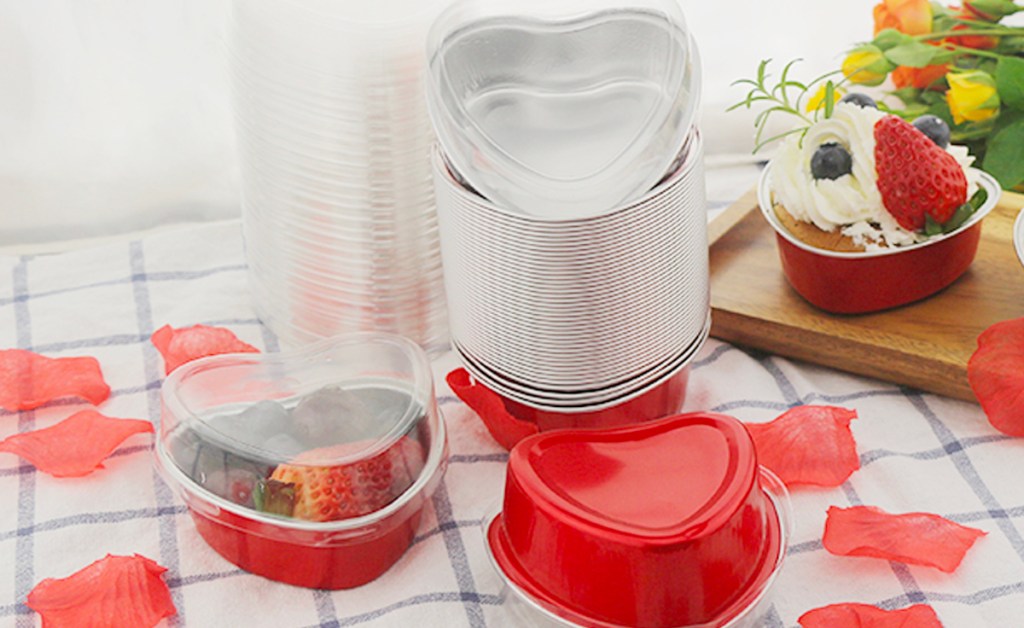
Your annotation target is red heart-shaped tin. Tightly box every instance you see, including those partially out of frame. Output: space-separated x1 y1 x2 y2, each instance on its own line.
486 412 787 627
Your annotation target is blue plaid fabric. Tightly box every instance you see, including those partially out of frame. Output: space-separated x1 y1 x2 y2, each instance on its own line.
1 165 1021 627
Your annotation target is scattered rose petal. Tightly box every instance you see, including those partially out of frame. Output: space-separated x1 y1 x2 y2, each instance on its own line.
27 554 175 628
446 368 538 451
744 406 859 487
0 410 154 477
799 603 942 627
823 505 985 573
968 317 1024 436
151 324 259 374
0 349 110 412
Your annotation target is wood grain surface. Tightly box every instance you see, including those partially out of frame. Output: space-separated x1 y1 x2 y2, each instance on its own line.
708 187 1024 401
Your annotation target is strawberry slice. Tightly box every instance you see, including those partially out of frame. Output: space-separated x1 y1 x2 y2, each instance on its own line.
268 436 425 522
874 115 967 231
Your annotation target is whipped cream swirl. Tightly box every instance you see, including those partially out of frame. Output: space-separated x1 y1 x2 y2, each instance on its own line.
770 103 975 249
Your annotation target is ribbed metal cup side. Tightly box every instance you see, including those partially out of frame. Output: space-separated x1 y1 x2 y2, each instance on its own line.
433 130 708 392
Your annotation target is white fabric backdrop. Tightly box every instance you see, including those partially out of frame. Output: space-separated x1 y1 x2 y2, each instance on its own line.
0 0 878 248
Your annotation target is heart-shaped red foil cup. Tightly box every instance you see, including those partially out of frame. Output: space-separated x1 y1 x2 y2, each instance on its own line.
485 413 789 627
758 166 1001 314
155 333 448 589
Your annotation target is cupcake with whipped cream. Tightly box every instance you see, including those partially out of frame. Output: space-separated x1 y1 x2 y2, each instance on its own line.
732 61 999 313
768 95 982 253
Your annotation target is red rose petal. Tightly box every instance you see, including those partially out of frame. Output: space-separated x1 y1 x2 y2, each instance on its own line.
799 603 942 627
823 505 986 573
0 349 110 412
446 368 538 451
968 317 1024 436
151 324 259 374
27 554 176 628
744 406 860 487
0 410 154 477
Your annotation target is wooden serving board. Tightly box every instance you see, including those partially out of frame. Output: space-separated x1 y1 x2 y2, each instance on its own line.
708 187 1024 401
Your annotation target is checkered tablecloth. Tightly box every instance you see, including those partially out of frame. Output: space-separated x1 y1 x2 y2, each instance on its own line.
1 164 1022 627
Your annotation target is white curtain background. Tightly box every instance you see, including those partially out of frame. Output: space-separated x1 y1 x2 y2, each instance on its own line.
0 0 877 249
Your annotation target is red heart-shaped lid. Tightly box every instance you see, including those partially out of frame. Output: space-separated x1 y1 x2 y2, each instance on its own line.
512 412 757 540
491 412 778 627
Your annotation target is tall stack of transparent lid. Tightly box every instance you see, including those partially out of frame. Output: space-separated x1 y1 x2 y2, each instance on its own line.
229 0 448 352
427 0 708 420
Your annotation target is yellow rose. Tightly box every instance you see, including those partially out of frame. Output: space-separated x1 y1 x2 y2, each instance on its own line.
805 84 846 113
946 71 1000 124
842 46 894 86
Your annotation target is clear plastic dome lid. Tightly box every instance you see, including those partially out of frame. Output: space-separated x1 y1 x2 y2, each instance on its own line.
426 0 701 220
156 333 442 527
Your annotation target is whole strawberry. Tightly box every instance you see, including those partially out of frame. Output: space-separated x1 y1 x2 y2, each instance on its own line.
874 115 967 231
269 437 425 522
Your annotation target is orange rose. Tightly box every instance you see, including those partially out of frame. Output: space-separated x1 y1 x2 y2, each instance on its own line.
873 0 933 35
891 63 949 89
948 5 999 49
960 0 1020 21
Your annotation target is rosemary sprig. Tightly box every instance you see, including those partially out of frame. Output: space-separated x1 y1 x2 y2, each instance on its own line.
728 59 846 153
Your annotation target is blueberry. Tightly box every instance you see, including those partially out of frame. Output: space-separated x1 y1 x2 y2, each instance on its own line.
913 115 950 148
811 143 853 180
839 93 877 109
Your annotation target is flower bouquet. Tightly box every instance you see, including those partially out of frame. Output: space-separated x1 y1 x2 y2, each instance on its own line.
841 0 1024 189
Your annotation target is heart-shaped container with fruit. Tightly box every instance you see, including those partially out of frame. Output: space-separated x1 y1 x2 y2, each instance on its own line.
484 413 791 627
760 164 999 314
750 90 1001 314
154 332 448 589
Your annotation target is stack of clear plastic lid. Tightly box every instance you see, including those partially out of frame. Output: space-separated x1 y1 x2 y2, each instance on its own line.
154 333 448 590
426 0 700 219
228 0 449 352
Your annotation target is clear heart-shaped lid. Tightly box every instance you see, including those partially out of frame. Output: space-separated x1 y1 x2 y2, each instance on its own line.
427 0 700 220
156 333 442 527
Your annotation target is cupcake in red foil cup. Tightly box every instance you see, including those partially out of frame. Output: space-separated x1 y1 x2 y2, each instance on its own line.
733 64 1001 314
759 99 1000 314
759 164 999 314
483 413 792 627
154 332 448 589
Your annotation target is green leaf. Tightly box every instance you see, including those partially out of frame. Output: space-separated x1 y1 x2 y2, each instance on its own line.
885 42 941 68
873 28 913 51
753 127 807 154
725 94 775 112
941 203 974 233
890 87 922 106
252 480 264 511
996 35 1024 55
895 102 932 119
920 89 948 106
930 1 955 20
824 81 835 118
923 215 944 236
754 105 790 128
926 101 954 128
982 117 1024 188
970 186 989 211
727 58 817 154
964 0 1022 20
988 108 1024 134
996 56 1024 110
253 479 296 517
